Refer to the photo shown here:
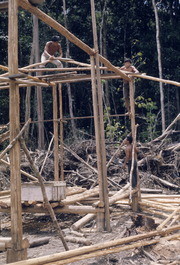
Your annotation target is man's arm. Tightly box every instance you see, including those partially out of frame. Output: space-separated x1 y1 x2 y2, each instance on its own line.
131 66 139 73
56 44 63 58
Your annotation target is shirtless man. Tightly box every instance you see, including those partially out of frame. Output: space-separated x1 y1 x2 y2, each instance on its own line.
123 135 138 188
40 36 63 68
120 59 139 113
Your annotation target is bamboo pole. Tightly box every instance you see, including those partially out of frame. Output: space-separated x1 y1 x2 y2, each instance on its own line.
19 137 69 251
124 71 180 87
1 66 180 87
0 64 54 86
58 84 64 181
90 0 110 232
90 55 105 231
21 67 89 72
7 0 27 261
52 84 59 181
43 234 180 265
7 225 180 265
129 79 140 211
98 54 130 81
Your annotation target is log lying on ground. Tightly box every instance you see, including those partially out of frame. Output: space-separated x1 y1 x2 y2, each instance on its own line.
64 236 91 246
71 183 130 231
140 206 169 219
66 186 86 196
0 190 10 196
72 214 95 231
7 225 180 265
139 200 177 212
46 234 180 265
0 242 6 252
60 186 99 206
157 206 180 230
150 174 179 189
141 188 163 194
0 237 50 251
29 237 50 248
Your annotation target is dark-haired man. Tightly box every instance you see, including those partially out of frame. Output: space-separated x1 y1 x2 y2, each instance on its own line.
123 135 138 188
120 59 139 113
40 36 63 68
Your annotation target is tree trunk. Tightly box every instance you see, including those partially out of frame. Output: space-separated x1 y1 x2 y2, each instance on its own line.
62 0 76 138
33 15 45 149
24 40 35 140
152 0 166 132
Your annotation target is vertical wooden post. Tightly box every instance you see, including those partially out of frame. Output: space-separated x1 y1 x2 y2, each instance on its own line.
90 0 111 232
58 83 64 181
53 84 59 181
34 15 45 150
7 0 27 262
129 79 140 212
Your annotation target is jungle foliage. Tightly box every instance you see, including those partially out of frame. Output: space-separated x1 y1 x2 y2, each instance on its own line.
0 0 179 145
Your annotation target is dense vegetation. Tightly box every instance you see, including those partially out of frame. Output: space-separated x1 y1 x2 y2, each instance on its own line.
0 0 179 146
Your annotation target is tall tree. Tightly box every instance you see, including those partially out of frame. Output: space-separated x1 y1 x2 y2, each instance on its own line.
152 0 166 132
24 42 34 141
62 0 76 138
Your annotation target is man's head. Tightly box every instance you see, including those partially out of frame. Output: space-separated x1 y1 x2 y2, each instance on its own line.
124 58 132 68
126 135 133 144
51 36 60 42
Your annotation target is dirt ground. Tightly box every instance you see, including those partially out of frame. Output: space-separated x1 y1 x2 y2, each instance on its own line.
0 207 179 265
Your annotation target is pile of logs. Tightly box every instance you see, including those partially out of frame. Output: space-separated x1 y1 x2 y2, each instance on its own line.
0 114 179 192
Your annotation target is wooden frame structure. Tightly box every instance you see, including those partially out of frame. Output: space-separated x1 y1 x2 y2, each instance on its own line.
0 0 180 263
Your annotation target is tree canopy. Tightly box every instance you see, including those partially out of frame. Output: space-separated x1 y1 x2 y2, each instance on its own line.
0 0 179 146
